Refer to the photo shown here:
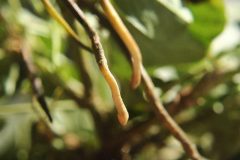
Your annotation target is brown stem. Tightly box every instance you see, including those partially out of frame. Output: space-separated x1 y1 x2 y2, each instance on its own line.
118 69 235 157
168 70 236 115
21 42 52 122
41 0 92 53
141 67 201 160
43 70 104 136
57 1 93 99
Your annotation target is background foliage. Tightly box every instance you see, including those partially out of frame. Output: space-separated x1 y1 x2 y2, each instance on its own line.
0 0 240 159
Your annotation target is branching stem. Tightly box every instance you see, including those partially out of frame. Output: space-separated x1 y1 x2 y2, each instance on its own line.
141 67 202 160
21 42 52 122
41 0 92 53
63 0 129 126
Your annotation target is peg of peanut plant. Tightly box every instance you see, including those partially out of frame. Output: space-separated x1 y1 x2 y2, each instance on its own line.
100 0 142 89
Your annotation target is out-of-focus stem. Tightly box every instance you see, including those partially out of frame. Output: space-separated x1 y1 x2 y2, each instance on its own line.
41 0 92 53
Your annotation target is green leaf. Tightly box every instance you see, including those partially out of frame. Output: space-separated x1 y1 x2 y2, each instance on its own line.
0 115 32 159
187 0 225 47
112 0 225 66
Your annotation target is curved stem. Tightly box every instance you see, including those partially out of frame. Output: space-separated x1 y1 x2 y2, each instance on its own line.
100 0 142 89
41 0 92 53
141 66 202 160
21 42 52 122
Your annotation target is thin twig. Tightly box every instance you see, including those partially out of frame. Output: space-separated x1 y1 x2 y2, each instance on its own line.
56 1 93 99
41 0 92 53
67 36 93 99
21 42 52 122
42 70 104 134
78 53 93 98
116 69 236 157
100 0 142 89
168 70 236 115
141 67 202 160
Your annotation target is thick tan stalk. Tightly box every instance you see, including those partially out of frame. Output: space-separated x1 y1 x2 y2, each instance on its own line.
100 0 142 89
99 60 129 126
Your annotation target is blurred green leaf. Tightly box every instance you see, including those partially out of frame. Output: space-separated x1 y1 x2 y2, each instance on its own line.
187 0 225 46
0 115 32 160
112 0 225 67
113 0 204 66
4 64 19 95
0 0 239 159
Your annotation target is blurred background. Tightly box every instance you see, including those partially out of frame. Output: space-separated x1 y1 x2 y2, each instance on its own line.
0 0 240 159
